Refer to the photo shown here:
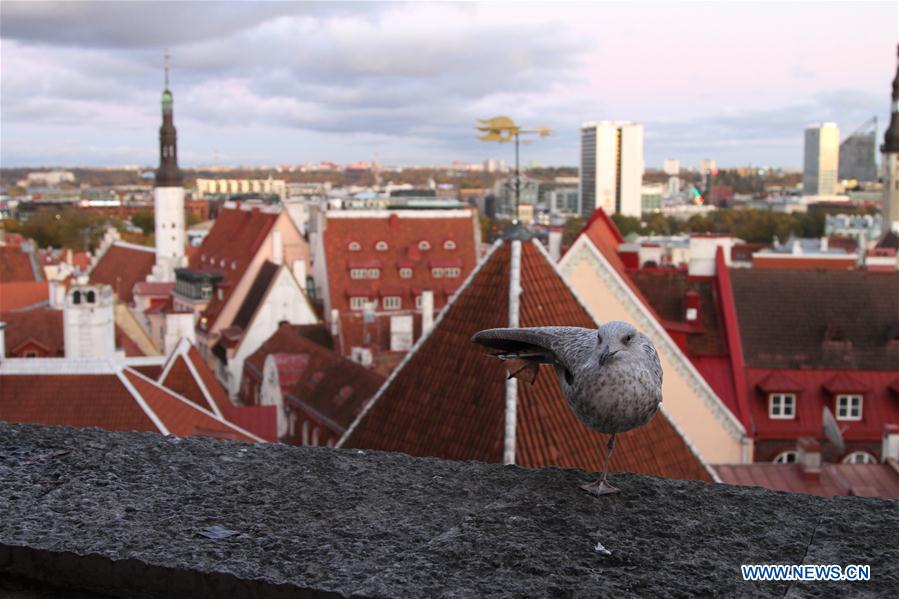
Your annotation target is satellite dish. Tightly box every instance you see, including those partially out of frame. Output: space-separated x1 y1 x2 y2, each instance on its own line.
822 406 846 455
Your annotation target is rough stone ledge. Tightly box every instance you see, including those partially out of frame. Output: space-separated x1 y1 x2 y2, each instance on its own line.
0 422 896 599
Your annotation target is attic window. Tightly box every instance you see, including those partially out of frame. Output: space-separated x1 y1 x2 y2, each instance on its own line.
842 451 877 464
835 394 863 421
443 240 456 250
418 241 431 251
375 241 389 251
773 451 797 464
348 241 361 251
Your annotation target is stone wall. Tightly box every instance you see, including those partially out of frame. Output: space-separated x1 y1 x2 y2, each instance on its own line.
0 422 896 598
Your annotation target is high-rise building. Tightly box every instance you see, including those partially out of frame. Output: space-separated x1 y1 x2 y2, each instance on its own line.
882 45 899 238
579 121 644 218
839 117 878 183
664 159 681 196
803 123 840 196
150 55 186 283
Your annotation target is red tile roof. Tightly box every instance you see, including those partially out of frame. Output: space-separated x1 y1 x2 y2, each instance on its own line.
730 269 899 370
0 373 156 431
322 211 478 343
122 369 258 441
343 239 713 481
188 207 278 328
0 245 40 282
715 461 899 499
159 340 233 416
89 242 155 303
243 322 335 380
0 281 48 312
1 309 64 356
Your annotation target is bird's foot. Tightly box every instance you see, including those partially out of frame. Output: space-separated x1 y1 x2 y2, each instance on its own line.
580 479 620 497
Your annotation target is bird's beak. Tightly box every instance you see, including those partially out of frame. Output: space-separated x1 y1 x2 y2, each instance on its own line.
598 346 619 366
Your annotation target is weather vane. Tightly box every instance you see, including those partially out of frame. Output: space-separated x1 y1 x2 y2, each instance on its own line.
476 117 550 225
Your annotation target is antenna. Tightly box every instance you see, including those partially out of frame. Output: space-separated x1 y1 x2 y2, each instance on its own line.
164 48 171 88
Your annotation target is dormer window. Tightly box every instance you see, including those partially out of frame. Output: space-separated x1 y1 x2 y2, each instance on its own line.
443 240 456 250
773 451 797 464
375 241 389 251
432 268 444 278
399 267 413 279
836 394 863 421
768 393 796 419
418 241 431 251
444 267 461 278
348 241 361 251
842 451 877 464
367 268 380 279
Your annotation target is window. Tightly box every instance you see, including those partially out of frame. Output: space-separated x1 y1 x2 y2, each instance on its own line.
350 269 366 280
72 290 81 304
444 267 461 278
86 290 95 303
773 451 797 464
348 241 361 251
375 241 389 251
415 295 423 309
366 268 380 279
350 297 368 310
383 296 401 310
432 268 444 278
842 451 877 464
22 350 38 358
418 241 431 251
443 240 456 250
768 393 796 419
399 267 413 279
836 394 863 421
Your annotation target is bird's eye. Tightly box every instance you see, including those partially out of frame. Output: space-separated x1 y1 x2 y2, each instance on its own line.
623 334 633 344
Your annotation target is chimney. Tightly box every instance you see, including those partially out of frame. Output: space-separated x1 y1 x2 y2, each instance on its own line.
64 284 116 359
271 230 283 265
684 290 701 323
548 225 563 262
0 321 6 359
48 280 66 309
292 259 306 290
66 248 73 265
821 237 829 252
421 290 434 336
797 437 822 480
882 424 899 462
330 308 340 337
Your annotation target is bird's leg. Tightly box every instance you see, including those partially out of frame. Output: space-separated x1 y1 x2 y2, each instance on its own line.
581 433 620 497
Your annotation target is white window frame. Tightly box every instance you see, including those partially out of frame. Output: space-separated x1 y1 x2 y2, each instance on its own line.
375 241 389 251
432 268 444 278
348 241 361 251
350 269 366 280
773 451 797 464
399 267 413 279
443 240 456 250
842 451 877 464
383 296 401 310
768 393 796 420
366 268 380 279
350 297 368 310
836 394 863 421
444 267 461 278
418 240 431 251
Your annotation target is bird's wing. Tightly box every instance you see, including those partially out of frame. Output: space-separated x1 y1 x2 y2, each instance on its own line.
471 327 596 374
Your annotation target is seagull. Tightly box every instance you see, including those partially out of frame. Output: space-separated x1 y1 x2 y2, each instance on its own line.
472 321 663 496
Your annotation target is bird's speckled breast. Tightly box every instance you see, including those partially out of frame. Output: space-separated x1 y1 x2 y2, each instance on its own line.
567 361 662 434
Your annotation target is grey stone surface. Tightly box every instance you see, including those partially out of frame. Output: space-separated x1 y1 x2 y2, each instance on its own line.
0 422 896 598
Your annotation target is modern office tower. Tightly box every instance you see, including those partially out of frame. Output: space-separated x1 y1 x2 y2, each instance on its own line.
839 117 878 182
803 123 840 196
579 121 644 218
664 158 681 195
151 55 186 283
882 45 899 237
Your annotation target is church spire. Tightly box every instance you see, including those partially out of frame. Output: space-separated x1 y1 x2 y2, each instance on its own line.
882 44 899 154
155 49 182 187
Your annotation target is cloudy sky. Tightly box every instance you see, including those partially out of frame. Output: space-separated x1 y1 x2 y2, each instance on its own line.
1 1 896 169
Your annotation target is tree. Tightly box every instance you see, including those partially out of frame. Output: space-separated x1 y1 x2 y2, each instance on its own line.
131 210 154 235
611 213 642 237
562 216 584 246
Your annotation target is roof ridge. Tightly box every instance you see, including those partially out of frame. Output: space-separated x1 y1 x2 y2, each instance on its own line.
180 345 223 418
336 238 504 448
116 364 170 435
112 240 156 254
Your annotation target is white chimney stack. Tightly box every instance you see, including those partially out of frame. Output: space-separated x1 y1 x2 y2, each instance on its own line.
330 308 340 337
292 259 307 290
64 284 116 359
271 230 283 265
421 290 434 336
548 225 563 263
48 280 66 309
882 424 899 462
797 437 822 479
